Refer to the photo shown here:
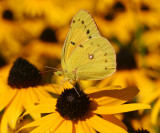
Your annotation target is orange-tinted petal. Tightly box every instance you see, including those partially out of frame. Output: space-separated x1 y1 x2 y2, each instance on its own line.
84 86 122 94
89 86 139 106
86 114 127 133
94 103 151 114
0 89 17 111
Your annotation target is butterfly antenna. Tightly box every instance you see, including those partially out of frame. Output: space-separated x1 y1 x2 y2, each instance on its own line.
45 66 59 71
39 66 59 74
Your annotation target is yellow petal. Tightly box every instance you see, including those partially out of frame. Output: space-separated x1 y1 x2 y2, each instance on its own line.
97 72 128 88
42 84 60 94
28 88 39 103
0 89 17 111
86 114 127 133
33 87 50 101
94 103 151 114
101 115 127 131
75 121 96 133
22 98 57 118
38 97 57 104
48 114 65 133
23 89 41 120
18 113 59 132
36 86 53 98
54 120 72 133
7 89 24 129
31 115 63 133
151 98 160 125
89 86 139 106
142 89 160 104
84 86 123 94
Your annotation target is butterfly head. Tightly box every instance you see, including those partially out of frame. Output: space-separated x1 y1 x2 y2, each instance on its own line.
54 70 63 77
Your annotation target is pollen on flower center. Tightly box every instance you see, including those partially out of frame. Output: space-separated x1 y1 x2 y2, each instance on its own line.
56 88 91 121
8 58 41 89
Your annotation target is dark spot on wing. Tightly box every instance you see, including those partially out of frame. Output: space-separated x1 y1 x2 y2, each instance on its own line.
85 26 86 28
105 60 107 62
71 41 75 45
73 20 75 23
104 53 107 56
87 30 90 34
81 20 84 24
89 36 92 39
105 67 107 70
79 44 83 47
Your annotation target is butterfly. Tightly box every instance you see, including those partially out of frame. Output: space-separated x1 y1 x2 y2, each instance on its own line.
55 9 116 83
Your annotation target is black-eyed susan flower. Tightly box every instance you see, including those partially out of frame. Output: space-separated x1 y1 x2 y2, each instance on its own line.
0 58 58 133
18 85 150 133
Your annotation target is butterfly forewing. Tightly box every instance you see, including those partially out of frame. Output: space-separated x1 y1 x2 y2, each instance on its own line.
61 10 101 70
66 37 116 80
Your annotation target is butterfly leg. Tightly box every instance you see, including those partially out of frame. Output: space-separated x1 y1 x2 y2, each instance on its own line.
68 80 80 97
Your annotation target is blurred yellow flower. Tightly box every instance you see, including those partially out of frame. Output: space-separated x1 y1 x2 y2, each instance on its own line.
133 0 160 28
18 86 150 133
95 0 137 44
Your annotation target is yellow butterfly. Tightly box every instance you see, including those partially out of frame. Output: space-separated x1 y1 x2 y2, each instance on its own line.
55 9 116 83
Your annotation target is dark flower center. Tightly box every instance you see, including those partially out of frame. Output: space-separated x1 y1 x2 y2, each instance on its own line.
105 1 125 21
0 54 7 67
40 27 57 43
2 10 14 20
8 58 41 89
134 128 150 133
117 48 137 70
105 12 115 21
113 1 126 12
140 3 150 11
56 88 91 121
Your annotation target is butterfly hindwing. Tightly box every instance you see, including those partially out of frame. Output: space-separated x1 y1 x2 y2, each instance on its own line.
66 37 116 80
61 10 101 70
